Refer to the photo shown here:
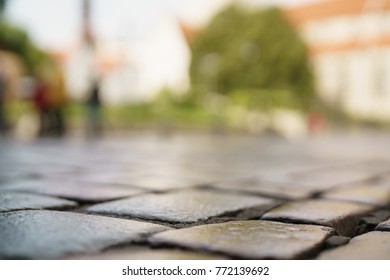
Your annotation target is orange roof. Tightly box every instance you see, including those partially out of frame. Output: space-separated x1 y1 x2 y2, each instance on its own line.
284 0 390 25
309 35 390 54
178 21 199 43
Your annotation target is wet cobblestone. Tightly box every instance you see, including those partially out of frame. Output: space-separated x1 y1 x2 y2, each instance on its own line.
0 191 77 212
0 210 170 259
0 180 147 202
149 220 333 259
321 183 390 206
318 231 390 259
87 189 278 223
261 199 373 236
1 132 390 259
376 218 390 231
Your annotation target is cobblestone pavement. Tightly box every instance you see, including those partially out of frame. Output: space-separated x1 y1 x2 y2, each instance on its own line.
1 131 390 259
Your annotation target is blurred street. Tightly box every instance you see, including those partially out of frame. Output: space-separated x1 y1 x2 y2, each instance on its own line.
1 130 390 259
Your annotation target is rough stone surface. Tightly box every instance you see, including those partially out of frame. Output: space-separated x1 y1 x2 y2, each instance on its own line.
0 210 170 259
149 220 333 259
1 180 147 202
68 246 226 260
210 179 313 199
0 191 77 212
87 189 278 223
376 218 390 231
361 210 390 227
318 231 390 259
321 184 390 206
262 199 373 236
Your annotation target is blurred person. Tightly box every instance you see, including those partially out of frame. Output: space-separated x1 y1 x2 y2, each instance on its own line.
46 65 67 136
308 111 326 136
32 77 51 136
86 79 102 136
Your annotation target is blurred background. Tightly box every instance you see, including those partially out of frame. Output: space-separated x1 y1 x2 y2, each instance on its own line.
1 0 389 140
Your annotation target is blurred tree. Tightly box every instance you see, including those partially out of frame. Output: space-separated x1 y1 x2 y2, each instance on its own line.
0 20 50 74
190 5 315 111
0 0 7 14
1 0 50 74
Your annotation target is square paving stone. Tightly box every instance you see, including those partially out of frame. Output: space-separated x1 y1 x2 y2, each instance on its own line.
262 199 373 236
149 220 334 259
210 179 314 199
321 184 390 206
376 218 390 231
68 246 226 260
0 210 170 259
287 167 380 189
1 180 148 202
87 189 279 223
0 191 77 212
318 231 390 259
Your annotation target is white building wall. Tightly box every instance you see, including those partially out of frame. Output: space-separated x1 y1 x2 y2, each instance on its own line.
304 10 390 121
302 12 390 45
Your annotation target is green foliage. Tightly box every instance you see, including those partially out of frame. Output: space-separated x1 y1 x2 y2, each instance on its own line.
0 20 50 74
190 5 315 111
0 0 7 13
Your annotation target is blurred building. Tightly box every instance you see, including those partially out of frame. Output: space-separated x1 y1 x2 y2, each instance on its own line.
62 16 191 105
52 0 390 123
61 0 191 105
285 0 390 121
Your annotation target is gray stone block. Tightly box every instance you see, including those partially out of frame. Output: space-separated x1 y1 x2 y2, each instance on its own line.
149 220 333 259
87 189 279 223
0 191 77 212
0 210 170 259
318 231 390 259
262 199 373 235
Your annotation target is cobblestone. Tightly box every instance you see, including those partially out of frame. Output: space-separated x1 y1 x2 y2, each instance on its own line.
0 191 77 212
318 231 390 259
210 179 313 199
262 199 373 235
285 167 383 188
321 183 390 206
0 180 147 202
149 220 333 259
0 210 170 259
376 218 390 231
87 189 278 223
1 132 390 259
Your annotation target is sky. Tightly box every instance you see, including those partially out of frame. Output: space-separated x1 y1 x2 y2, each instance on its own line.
4 0 321 51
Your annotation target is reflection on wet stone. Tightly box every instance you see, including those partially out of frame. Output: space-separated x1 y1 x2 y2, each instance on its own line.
87 189 279 223
149 220 334 259
0 210 170 259
376 218 390 231
262 199 373 236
